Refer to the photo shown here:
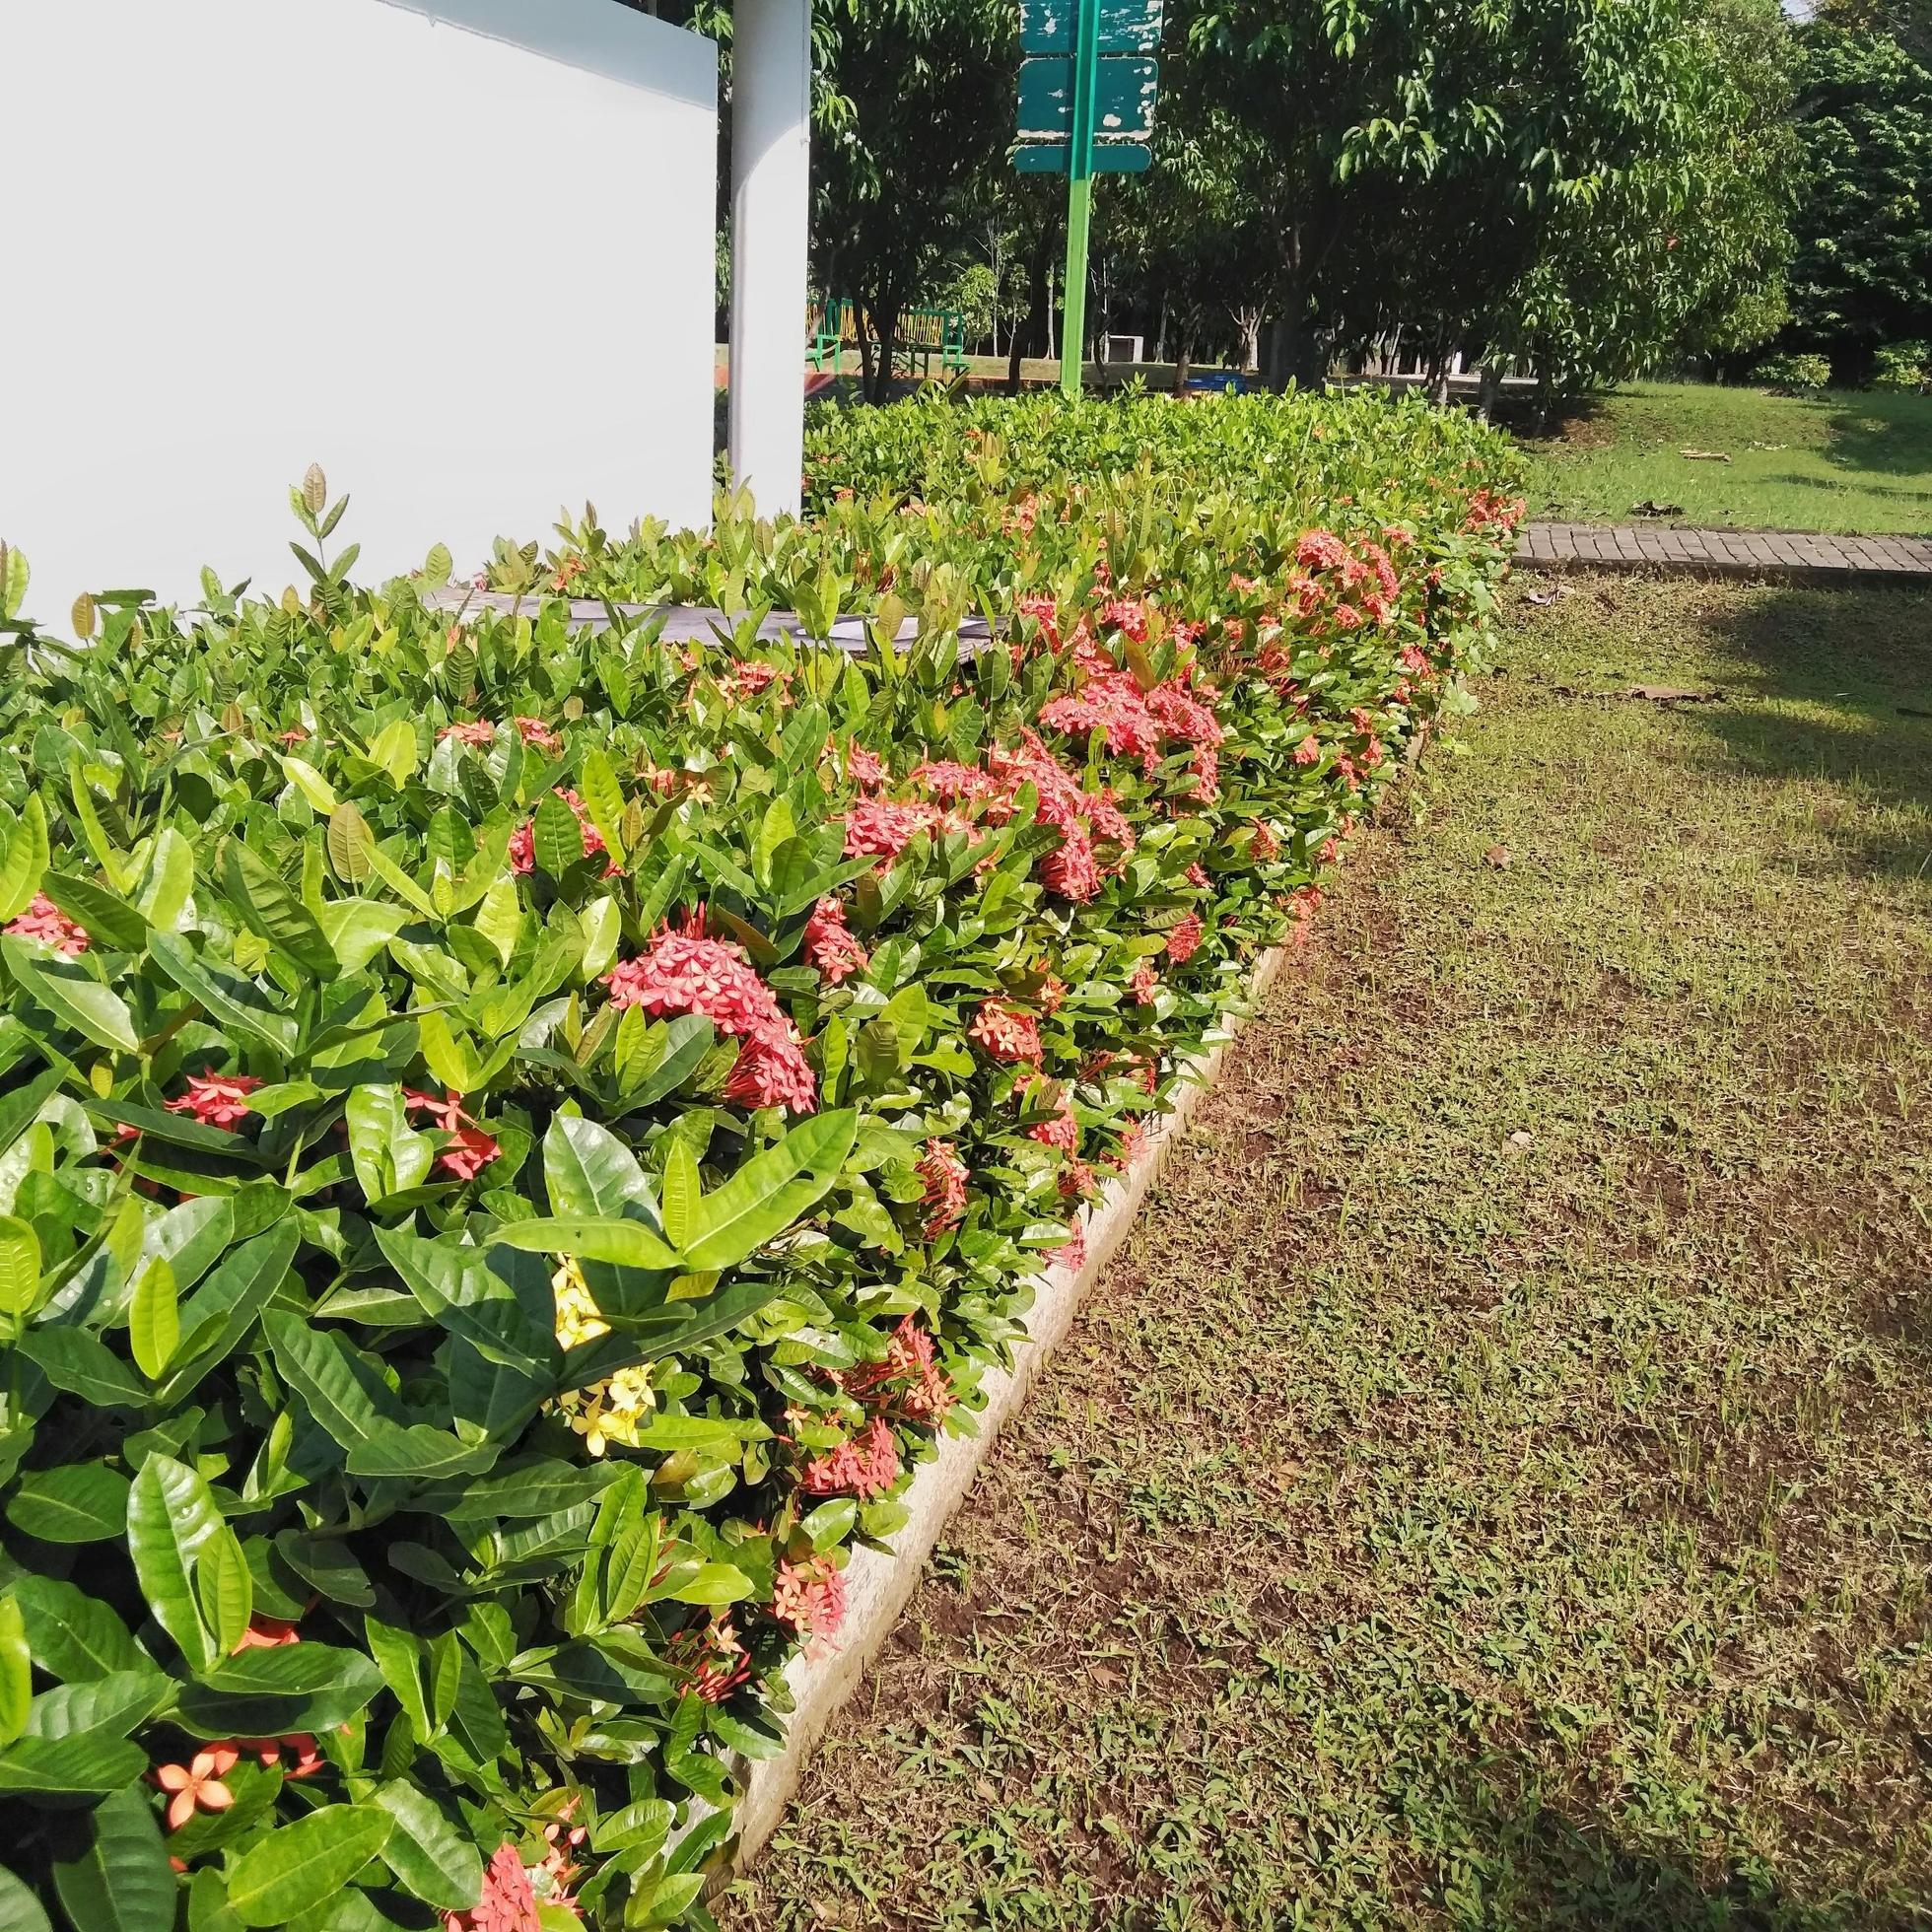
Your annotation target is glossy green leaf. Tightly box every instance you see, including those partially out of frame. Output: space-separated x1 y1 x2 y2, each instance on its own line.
129 1254 179 1381
372 1779 483 1909
0 1865 51 1932
125 1453 224 1671
680 1108 858 1272
491 1215 682 1273
226 1804 394 1927
39 872 149 954
50 1783 174 1932
0 1598 30 1748
2 938 140 1053
220 840 337 977
6 1463 132 1544
0 796 51 923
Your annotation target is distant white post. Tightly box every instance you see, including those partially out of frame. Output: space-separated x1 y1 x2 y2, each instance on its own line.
727 0 811 520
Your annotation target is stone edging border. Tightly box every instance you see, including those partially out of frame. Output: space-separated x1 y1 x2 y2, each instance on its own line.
711 940 1292 1883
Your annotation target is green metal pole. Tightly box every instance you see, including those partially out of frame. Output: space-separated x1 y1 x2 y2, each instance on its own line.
1061 178 1091 400
1060 0 1101 398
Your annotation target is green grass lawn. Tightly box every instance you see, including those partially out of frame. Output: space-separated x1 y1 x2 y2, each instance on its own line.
1518 380 1932 533
723 575 1932 1931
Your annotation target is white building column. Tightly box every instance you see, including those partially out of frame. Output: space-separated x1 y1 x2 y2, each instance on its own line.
727 0 811 521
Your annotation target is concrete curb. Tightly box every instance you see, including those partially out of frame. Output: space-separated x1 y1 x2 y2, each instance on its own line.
717 941 1291 1879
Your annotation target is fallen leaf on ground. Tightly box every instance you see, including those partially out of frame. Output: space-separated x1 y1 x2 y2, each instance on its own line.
1679 448 1732 461
1629 499 1686 518
1622 684 1722 704
1508 1130 1535 1148
1484 845 1512 868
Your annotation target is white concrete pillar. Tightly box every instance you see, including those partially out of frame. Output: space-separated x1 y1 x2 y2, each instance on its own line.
727 0 811 520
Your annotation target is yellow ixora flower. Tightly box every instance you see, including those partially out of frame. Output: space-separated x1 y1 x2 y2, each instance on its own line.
550 1258 655 1458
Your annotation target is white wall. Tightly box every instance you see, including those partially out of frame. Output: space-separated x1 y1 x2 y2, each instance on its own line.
3 0 719 622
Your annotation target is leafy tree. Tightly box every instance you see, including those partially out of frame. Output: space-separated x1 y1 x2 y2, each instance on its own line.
1785 24 1932 376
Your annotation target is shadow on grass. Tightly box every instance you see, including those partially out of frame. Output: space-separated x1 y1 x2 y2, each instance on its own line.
1680 583 1932 884
1822 393 1932 481
1431 1776 1925 1930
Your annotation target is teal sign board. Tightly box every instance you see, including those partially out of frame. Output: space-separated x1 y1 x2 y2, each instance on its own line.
1013 0 1164 393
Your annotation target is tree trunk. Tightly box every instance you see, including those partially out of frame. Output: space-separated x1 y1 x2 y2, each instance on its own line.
1477 361 1504 422
1154 292 1168 366
862 294 901 405
1171 323 1194 398
1007 228 1054 395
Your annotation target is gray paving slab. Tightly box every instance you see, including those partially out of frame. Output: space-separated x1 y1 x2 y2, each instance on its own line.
1520 523 1932 583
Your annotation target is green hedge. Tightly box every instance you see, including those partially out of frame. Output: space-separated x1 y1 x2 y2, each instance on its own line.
0 392 1520 1930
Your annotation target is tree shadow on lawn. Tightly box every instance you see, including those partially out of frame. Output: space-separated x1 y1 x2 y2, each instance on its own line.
1820 393 1932 482
1422 1771 1926 1930
1677 582 1932 885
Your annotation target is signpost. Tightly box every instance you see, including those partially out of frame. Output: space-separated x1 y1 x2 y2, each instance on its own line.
1015 0 1163 398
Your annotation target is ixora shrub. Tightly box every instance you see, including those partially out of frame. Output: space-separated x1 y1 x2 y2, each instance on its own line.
0 393 1520 1930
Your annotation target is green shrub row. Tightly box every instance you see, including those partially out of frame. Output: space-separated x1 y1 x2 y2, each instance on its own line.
0 392 1520 1930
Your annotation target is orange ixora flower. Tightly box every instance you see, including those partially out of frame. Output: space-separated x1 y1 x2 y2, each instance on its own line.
154 1745 239 1829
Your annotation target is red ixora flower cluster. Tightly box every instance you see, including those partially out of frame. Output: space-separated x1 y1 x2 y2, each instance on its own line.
844 1314 954 1423
437 720 496 748
666 1618 751 1705
800 1414 900 1500
515 716 562 755
403 1089 505 1181
1165 913 1205 963
969 1000 1043 1066
802 895 868 985
4 893 88 955
508 789 615 877
1039 656 1223 782
771 1553 847 1658
917 1138 969 1237
604 915 816 1113
166 1071 263 1130
444 1842 570 1932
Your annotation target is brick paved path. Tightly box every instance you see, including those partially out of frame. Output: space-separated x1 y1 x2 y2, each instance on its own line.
1520 521 1932 581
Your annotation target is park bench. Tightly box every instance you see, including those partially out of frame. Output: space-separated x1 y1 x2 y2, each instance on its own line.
808 298 968 380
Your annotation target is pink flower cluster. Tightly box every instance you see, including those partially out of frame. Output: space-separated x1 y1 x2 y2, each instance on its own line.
917 1138 969 1237
4 893 88 955
667 1618 751 1705
844 1315 955 1423
1038 659 1223 781
969 1000 1043 1066
605 920 816 1113
166 1071 263 1130
402 1088 505 1181
802 895 869 984
771 1554 847 1657
800 1414 900 1499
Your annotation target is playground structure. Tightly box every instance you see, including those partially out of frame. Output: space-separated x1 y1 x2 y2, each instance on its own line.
809 297 969 380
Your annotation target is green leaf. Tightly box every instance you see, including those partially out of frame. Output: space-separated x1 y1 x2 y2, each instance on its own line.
324 799 376 886
372 1780 483 1909
50 1783 174 1932
0 1864 52 1932
193 1527 253 1659
221 841 337 977
531 792 583 878
659 1138 701 1250
278 756 338 814
134 827 195 932
39 873 149 954
10 1577 142 1682
129 1255 179 1380
2 938 140 1053
316 900 407 975
226 1805 394 1928
147 932 299 1055
0 796 50 923
368 718 418 789
680 1108 858 1272
0 1731 146 1796
0 1215 41 1331
576 748 628 866
176 1642 383 1739
415 1009 484 1093
0 1598 30 1748
15 1327 146 1409
6 1464 132 1544
492 1216 682 1273
125 1453 223 1671
345 1084 433 1203
665 1561 752 1606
